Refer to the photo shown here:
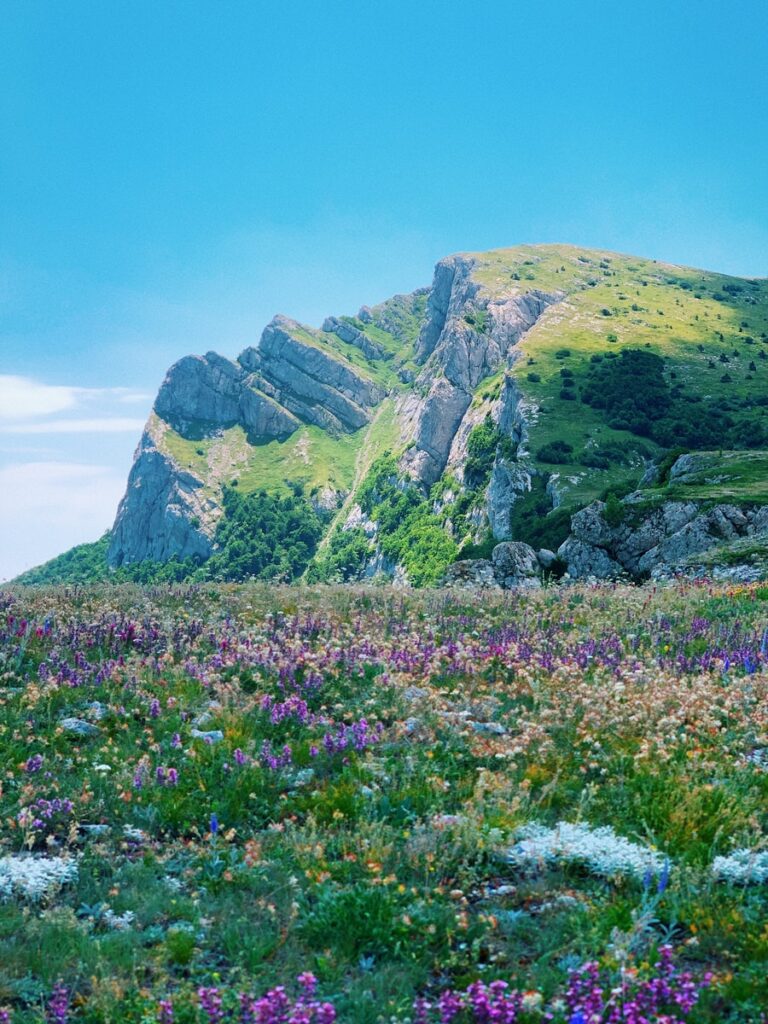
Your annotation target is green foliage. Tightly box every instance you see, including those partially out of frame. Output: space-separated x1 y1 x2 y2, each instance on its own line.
603 492 625 528
537 440 574 464
464 416 515 487
307 527 373 583
581 349 672 436
581 348 766 450
508 476 574 551
463 308 488 333
13 534 112 585
356 456 457 585
17 490 323 586
456 530 496 561
207 488 323 581
580 439 653 470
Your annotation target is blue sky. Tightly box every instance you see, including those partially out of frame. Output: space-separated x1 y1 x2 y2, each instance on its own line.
1 0 767 578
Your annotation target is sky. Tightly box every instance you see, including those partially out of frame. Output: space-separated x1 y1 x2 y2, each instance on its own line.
1 0 767 579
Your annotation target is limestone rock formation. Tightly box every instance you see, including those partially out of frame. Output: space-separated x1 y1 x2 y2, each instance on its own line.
401 254 561 485
108 419 216 566
240 315 385 433
558 466 768 580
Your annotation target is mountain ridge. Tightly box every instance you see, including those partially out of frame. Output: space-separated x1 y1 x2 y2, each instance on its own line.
15 243 768 586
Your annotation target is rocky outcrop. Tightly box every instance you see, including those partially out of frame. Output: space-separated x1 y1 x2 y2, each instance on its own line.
155 351 300 441
492 541 541 588
443 559 499 589
239 315 385 433
486 375 538 538
108 420 216 566
110 311 392 565
443 542 542 590
322 316 387 361
104 247 768 586
402 255 561 485
359 287 429 346
557 538 624 580
558 484 768 580
487 459 531 540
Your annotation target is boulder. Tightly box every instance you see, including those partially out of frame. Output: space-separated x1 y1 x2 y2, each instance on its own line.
60 717 100 738
557 538 623 580
443 559 499 589
536 548 557 569
491 542 541 588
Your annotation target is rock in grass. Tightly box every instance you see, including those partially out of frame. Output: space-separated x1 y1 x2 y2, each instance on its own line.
60 717 100 737
190 728 224 744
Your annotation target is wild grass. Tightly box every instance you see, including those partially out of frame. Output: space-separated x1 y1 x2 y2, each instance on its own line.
0 581 767 1020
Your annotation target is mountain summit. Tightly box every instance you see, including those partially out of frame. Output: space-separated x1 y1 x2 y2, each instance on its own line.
19 244 768 586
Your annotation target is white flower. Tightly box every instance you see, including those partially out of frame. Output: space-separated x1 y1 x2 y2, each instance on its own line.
712 848 768 884
507 821 666 880
103 908 136 930
0 855 78 900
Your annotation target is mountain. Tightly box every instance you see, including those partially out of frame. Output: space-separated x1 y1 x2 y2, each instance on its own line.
16 244 768 587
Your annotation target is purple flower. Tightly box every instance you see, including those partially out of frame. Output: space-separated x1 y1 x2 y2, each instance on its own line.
47 981 69 1024
198 987 224 1024
297 972 318 998
157 998 174 1024
25 753 44 773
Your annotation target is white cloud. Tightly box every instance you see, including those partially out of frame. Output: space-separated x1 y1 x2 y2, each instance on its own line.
0 374 152 418
114 390 154 404
0 374 151 578
0 375 80 419
0 461 125 580
0 417 146 435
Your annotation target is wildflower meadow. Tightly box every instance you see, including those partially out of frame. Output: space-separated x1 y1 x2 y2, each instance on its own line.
0 580 767 1021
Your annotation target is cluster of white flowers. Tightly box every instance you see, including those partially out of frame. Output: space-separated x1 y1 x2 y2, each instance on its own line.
711 848 768 884
508 822 666 880
0 855 78 900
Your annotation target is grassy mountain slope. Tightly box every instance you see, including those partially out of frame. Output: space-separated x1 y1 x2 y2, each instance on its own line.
482 244 768 504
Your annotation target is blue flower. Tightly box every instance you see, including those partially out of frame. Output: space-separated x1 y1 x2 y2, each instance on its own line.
657 858 670 894
209 812 219 835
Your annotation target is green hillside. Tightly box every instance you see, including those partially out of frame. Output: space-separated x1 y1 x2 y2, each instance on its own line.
480 244 768 503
